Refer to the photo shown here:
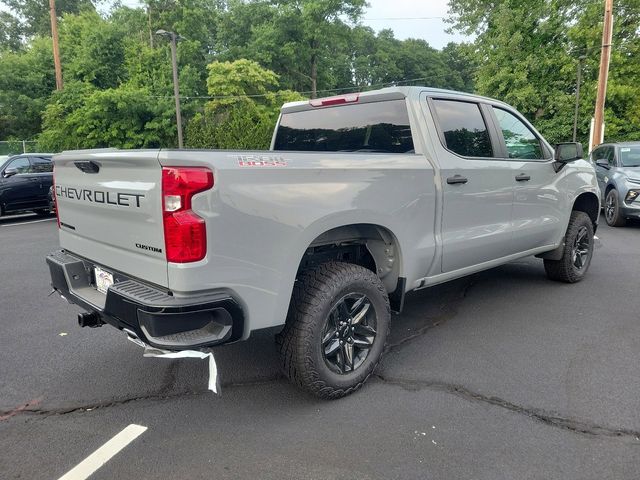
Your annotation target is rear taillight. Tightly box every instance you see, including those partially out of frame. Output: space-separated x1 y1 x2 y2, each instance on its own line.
53 165 60 229
162 167 214 263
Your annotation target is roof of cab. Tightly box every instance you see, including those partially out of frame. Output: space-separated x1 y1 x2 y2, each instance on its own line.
280 86 510 113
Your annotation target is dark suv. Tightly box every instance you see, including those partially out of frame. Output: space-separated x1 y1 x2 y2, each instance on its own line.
0 154 54 217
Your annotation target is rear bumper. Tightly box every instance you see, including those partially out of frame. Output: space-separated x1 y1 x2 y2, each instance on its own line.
46 249 244 350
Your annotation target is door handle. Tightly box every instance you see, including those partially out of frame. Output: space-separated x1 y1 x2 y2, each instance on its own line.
515 174 531 182
447 175 468 185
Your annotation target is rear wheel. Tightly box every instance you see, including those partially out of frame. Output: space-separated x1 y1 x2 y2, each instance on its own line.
544 211 594 283
277 262 390 399
604 189 627 227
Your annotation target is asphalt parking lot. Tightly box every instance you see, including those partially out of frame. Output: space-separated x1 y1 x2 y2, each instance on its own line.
1 214 639 479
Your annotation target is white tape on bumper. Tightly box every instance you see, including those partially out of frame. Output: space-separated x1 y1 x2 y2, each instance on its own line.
126 334 220 394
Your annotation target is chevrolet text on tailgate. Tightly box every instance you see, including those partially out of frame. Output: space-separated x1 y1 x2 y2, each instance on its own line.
47 87 600 398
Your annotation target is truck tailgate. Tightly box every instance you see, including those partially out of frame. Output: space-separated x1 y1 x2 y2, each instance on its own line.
54 150 168 288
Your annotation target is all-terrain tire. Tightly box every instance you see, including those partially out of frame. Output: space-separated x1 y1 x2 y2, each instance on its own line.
544 211 594 283
277 262 390 399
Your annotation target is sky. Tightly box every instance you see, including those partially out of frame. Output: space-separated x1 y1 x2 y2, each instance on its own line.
362 0 467 50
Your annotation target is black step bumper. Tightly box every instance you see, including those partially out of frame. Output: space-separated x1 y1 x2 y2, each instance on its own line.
46 250 244 350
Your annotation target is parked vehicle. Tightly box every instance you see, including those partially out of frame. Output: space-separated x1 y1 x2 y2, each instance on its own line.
46 87 600 398
591 142 640 226
0 154 54 217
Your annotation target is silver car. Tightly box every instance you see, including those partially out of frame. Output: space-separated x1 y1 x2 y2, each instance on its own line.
591 142 640 226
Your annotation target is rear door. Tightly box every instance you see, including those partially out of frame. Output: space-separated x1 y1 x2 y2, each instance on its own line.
54 150 168 287
489 106 565 252
0 156 41 211
428 97 515 273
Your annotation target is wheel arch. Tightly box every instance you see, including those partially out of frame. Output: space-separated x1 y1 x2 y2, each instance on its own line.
296 222 405 311
572 191 600 231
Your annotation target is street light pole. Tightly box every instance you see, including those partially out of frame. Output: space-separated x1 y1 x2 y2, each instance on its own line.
572 55 586 142
156 30 183 149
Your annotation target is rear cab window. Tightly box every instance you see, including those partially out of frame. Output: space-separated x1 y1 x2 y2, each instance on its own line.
430 99 494 158
273 99 414 153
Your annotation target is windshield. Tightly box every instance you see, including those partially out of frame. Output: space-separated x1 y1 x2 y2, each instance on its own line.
619 146 640 167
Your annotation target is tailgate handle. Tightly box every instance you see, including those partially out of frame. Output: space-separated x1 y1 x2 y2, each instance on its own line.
74 161 101 174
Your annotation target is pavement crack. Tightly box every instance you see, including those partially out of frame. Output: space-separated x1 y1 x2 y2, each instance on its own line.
0 377 284 422
374 374 640 441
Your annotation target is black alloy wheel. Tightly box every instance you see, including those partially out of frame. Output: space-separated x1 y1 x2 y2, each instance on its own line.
321 293 377 374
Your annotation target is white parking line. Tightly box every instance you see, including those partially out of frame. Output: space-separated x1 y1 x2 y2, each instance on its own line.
57 424 147 480
0 218 55 227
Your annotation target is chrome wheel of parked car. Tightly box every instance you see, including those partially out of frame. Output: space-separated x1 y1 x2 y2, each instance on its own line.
322 293 377 374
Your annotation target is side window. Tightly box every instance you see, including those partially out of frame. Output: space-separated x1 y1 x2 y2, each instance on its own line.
31 157 53 173
4 157 31 174
493 107 544 159
432 99 493 158
606 147 616 166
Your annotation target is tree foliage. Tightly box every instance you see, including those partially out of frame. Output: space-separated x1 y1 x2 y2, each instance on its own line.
448 0 640 144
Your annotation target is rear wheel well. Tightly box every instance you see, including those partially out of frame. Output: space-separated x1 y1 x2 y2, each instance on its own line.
299 224 404 310
572 192 599 231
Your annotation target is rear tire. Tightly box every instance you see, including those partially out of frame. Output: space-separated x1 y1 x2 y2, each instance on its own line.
604 189 627 227
544 211 594 283
277 262 390 399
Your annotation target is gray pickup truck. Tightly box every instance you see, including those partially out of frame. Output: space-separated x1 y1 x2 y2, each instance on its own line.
47 87 600 398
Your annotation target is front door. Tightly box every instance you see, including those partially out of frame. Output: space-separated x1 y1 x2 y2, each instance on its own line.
490 106 566 252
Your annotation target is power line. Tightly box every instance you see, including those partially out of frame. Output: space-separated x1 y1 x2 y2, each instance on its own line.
363 17 445 21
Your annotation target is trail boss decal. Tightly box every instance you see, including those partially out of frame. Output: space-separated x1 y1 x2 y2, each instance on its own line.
236 155 287 167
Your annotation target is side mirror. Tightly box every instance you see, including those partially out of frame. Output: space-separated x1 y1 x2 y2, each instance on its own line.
3 168 18 178
553 143 584 172
554 142 584 163
595 159 610 170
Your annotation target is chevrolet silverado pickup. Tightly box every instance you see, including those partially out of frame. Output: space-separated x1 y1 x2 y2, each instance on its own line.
47 87 600 398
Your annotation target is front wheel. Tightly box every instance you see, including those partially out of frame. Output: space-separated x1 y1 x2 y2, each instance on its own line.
544 211 594 283
277 262 390 399
604 189 627 227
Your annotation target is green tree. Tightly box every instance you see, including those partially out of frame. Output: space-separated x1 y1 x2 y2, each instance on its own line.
2 0 95 40
38 82 176 150
0 36 55 140
186 59 304 149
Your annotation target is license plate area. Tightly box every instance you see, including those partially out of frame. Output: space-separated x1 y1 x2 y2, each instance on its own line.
94 266 114 294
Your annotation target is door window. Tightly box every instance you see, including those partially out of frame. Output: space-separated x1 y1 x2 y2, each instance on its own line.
432 99 493 158
30 157 53 173
4 157 31 175
493 108 544 159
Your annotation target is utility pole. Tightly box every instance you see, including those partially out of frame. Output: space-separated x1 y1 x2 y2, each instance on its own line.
48 0 63 90
592 0 614 150
156 30 183 149
573 55 586 142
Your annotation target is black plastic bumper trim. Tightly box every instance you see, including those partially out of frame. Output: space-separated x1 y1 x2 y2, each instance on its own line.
46 249 245 350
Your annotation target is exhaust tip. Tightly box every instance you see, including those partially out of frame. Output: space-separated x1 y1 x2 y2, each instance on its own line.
78 312 104 328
